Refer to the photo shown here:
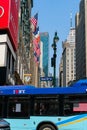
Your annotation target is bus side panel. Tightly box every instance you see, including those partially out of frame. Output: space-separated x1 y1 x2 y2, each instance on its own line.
5 115 85 130
5 119 36 130
83 118 87 130
57 115 86 130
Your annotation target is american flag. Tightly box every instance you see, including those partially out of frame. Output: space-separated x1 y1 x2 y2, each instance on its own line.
34 52 39 64
30 13 38 27
73 103 87 112
33 37 39 48
33 26 40 44
33 26 39 35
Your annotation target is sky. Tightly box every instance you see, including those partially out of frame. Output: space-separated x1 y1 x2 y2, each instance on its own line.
32 0 80 77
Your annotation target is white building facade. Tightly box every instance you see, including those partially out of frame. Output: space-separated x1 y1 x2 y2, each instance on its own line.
62 28 76 86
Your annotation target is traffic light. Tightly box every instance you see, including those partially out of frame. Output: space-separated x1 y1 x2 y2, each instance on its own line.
51 57 54 67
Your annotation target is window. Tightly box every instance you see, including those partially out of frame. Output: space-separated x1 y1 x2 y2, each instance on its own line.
8 96 30 118
67 95 87 114
7 49 11 69
33 96 59 116
0 97 4 118
12 57 15 74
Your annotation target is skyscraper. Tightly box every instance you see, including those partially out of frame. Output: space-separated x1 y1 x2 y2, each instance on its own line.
62 28 76 86
75 0 87 80
40 32 49 77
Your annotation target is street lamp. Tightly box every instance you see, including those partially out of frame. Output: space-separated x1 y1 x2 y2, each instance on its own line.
51 32 59 87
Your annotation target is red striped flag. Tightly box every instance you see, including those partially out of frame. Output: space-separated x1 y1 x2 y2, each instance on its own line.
33 37 39 48
36 48 41 56
30 13 38 32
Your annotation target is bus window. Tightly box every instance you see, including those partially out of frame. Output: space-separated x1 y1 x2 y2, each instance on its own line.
40 103 47 115
33 96 59 116
8 96 30 118
0 97 4 117
64 103 73 115
65 95 87 115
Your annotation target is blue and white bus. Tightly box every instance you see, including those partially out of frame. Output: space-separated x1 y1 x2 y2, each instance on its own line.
0 79 87 130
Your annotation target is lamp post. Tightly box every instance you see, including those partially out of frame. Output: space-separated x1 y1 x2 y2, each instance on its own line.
51 32 59 87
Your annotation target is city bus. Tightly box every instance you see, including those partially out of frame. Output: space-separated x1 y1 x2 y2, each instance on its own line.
0 79 87 130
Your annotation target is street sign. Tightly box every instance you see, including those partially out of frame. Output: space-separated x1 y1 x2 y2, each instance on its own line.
40 77 53 81
24 74 32 84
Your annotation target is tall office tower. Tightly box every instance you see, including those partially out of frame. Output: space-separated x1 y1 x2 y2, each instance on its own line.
39 32 49 87
62 28 76 86
40 32 49 77
75 0 87 80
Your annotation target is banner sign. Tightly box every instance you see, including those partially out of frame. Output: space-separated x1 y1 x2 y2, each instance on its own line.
24 74 32 84
0 0 20 51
